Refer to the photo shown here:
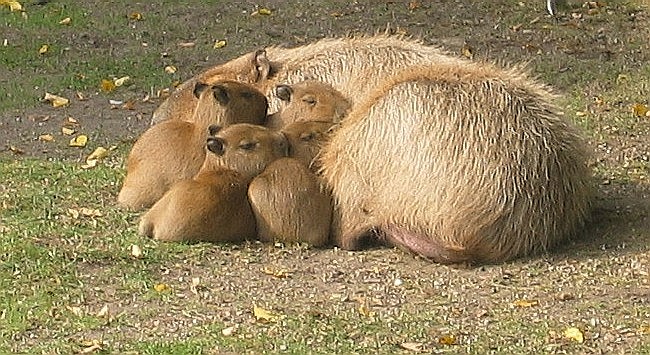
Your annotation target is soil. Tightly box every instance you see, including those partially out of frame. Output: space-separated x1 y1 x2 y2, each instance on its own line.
1 0 648 352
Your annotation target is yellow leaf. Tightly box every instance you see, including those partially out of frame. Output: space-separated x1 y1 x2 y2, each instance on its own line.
399 342 423 352
59 17 71 25
438 334 457 345
38 44 48 54
563 327 584 343
213 40 227 49
257 8 272 15
69 134 88 147
101 79 115 92
87 146 108 161
67 208 80 219
164 65 177 74
638 325 650 335
114 76 130 87
261 267 291 278
0 0 22 12
81 160 97 169
154 283 170 292
633 103 649 117
79 208 102 217
129 12 142 20
44 92 69 107
358 303 375 317
38 134 55 142
513 299 538 308
253 304 283 322
61 127 75 135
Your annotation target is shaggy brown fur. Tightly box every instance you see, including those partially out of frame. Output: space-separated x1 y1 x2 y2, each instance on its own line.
248 157 331 246
117 81 267 210
319 63 592 264
138 123 288 242
151 34 455 124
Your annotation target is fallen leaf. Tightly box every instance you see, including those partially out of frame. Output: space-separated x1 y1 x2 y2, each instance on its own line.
213 40 227 49
87 146 109 161
563 327 584 343
358 302 375 317
79 343 102 354
461 43 474 59
400 342 423 352
101 79 115 92
253 304 283 322
108 99 123 106
252 8 272 16
96 304 109 318
61 127 75 135
59 17 71 25
79 208 102 217
638 325 650 335
130 244 143 258
69 134 88 147
67 208 80 219
0 0 22 11
178 42 195 47
122 99 136 110
408 1 420 10
222 326 237 336
261 267 291 278
154 283 170 292
164 65 177 74
114 76 130 87
8 145 24 154
632 103 648 117
129 12 142 20
38 44 48 54
81 160 97 169
438 334 457 345
44 92 70 107
38 134 55 142
513 299 538 308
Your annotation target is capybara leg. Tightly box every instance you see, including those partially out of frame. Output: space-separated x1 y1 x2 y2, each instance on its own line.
331 205 375 250
381 225 473 264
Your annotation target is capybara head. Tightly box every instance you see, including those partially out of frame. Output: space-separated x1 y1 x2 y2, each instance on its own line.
282 120 336 169
191 80 268 127
266 80 350 128
203 123 289 181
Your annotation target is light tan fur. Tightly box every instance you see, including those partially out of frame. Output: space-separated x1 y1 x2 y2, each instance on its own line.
319 63 592 264
282 120 336 172
266 80 350 129
248 157 331 246
117 81 268 210
151 34 455 124
138 123 288 242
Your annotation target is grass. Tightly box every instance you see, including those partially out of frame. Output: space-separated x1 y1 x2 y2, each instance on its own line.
1 0 650 353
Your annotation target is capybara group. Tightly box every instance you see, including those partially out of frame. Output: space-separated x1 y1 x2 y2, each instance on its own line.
117 81 268 210
139 123 288 242
151 35 454 124
319 63 591 264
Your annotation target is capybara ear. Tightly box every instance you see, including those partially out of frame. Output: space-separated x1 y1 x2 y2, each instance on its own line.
193 82 210 98
206 137 226 156
208 124 222 136
212 85 230 105
251 49 270 82
276 85 292 102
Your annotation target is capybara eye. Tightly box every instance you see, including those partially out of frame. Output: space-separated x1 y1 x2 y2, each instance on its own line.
193 82 209 98
208 125 222 136
302 95 317 105
240 91 253 99
275 85 292 102
239 141 257 150
206 137 226 156
299 132 316 141
212 85 230 105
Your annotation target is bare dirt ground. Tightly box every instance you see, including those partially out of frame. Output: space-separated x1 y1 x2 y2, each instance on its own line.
1 0 648 353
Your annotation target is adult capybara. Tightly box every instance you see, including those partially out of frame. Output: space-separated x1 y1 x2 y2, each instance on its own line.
319 63 592 264
151 35 454 124
117 81 268 210
248 157 331 247
265 80 350 129
139 123 288 243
